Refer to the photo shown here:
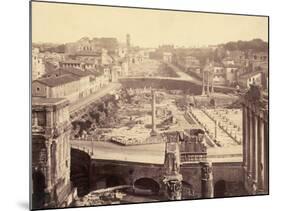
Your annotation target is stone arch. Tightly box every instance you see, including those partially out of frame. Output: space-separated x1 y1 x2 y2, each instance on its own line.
214 180 226 197
70 148 91 197
133 177 160 195
94 174 126 190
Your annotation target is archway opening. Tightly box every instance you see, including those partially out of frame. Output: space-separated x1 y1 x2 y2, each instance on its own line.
32 169 46 209
105 175 125 188
214 180 226 197
133 178 160 195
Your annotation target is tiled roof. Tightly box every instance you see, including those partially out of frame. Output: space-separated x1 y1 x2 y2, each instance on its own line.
239 71 263 79
34 74 79 87
57 67 92 77
60 60 81 64
32 97 67 106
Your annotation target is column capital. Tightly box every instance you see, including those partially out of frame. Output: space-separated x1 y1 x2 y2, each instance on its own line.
200 162 213 180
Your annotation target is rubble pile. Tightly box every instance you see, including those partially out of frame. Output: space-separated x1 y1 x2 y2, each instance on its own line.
74 190 126 206
71 89 196 146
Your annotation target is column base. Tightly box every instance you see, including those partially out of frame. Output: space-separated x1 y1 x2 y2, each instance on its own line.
150 129 159 137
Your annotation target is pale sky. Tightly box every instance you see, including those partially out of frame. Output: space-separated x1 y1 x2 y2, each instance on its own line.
32 1 268 48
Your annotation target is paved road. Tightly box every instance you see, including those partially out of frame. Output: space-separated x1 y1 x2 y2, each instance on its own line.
122 63 201 83
71 139 242 163
70 82 121 114
167 63 201 84
71 140 165 164
166 63 237 92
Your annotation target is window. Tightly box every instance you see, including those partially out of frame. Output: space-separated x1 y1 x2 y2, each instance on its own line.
37 87 40 91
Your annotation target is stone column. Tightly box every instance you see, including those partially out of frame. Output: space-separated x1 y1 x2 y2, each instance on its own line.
206 72 210 96
45 140 52 191
252 109 259 194
200 162 214 198
263 111 269 193
202 71 205 95
150 90 157 136
242 105 248 182
258 111 265 192
211 73 214 94
214 120 217 139
247 105 253 188
46 109 54 128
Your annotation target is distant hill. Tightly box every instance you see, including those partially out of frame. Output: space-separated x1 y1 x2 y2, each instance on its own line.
221 39 268 52
32 43 66 53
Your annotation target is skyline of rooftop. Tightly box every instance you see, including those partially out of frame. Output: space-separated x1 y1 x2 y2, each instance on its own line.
32 2 268 48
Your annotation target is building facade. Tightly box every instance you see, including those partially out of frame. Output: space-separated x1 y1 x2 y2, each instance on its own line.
32 48 46 80
163 52 173 63
32 97 77 209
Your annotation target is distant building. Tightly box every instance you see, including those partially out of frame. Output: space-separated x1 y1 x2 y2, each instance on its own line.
33 65 112 102
172 53 201 75
222 57 235 66
249 52 268 73
32 97 76 208
212 65 226 85
239 71 264 89
32 74 80 102
65 37 119 55
202 62 239 87
163 52 173 63
59 60 85 70
117 45 128 58
225 65 239 86
32 48 46 80
129 51 144 64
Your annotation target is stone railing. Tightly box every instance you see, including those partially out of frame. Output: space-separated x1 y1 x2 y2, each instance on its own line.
201 108 242 145
188 109 218 147
180 152 207 163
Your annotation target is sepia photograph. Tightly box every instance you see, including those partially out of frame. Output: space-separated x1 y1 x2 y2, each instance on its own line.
30 1 269 210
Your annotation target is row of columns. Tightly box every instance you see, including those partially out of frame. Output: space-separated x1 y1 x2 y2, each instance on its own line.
242 102 268 194
202 70 214 96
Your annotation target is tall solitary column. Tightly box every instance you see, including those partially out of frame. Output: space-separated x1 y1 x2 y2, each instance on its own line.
202 71 205 95
200 162 214 198
211 73 214 94
206 72 210 96
150 90 157 136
